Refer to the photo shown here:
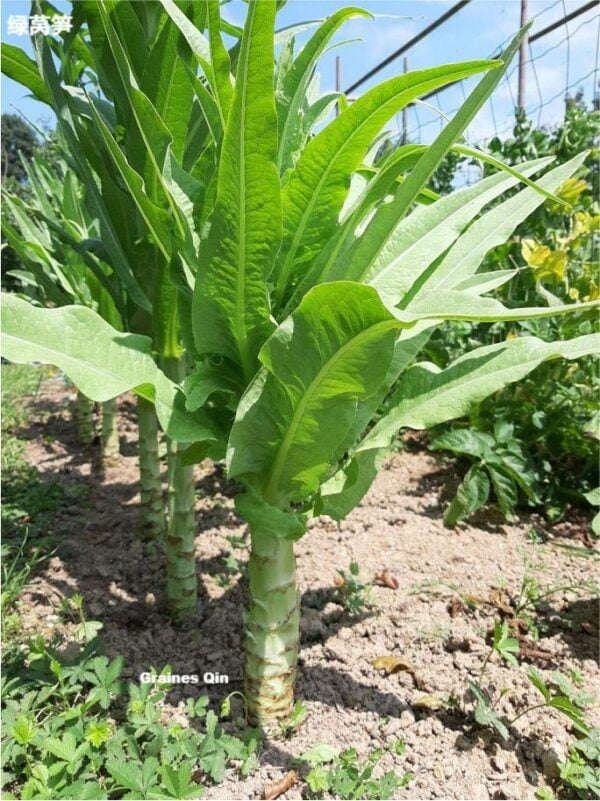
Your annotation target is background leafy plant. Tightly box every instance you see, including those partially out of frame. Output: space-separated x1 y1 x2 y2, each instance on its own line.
423 98 599 524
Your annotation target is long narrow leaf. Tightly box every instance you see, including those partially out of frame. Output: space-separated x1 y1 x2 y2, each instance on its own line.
192 1 282 381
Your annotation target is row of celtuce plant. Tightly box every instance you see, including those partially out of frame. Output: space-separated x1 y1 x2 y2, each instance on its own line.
2 0 598 725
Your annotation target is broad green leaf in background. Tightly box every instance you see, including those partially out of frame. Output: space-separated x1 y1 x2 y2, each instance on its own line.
1 293 215 444
443 464 490 526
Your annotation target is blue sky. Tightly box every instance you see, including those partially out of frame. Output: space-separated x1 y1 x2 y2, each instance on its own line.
2 0 598 146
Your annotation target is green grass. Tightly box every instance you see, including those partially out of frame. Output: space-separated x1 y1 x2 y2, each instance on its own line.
0 364 74 650
1 363 44 433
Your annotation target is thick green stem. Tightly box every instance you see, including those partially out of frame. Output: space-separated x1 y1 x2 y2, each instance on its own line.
137 397 165 541
76 390 95 445
101 397 120 464
166 445 197 623
245 530 300 725
160 353 197 623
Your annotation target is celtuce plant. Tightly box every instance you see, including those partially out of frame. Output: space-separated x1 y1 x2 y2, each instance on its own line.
2 1 598 724
1 151 165 527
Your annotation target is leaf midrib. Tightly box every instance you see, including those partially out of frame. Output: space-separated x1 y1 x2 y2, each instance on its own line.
233 4 253 381
3 331 137 386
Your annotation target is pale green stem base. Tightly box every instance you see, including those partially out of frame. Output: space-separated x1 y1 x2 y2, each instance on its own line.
160 356 197 624
101 398 120 464
165 443 197 623
76 390 95 446
245 530 300 725
137 397 165 542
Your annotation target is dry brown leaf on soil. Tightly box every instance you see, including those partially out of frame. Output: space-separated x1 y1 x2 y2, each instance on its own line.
372 655 416 675
448 596 464 618
488 588 515 617
464 593 487 607
413 694 445 711
374 570 399 590
263 770 298 800
507 617 529 635
517 637 556 663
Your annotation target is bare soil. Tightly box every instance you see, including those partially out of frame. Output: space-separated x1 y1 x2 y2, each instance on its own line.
11 377 600 800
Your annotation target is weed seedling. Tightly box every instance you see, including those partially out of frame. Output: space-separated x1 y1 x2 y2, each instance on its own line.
276 700 307 738
300 743 411 800
335 562 374 615
468 619 594 743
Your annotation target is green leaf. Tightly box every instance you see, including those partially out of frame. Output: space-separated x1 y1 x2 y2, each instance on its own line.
159 763 201 800
235 491 308 541
468 681 509 741
274 59 500 301
10 716 38 745
141 13 195 162
584 488 600 507
321 333 599 520
404 153 589 303
487 465 519 519
431 429 494 459
158 0 211 71
106 759 144 793
276 7 371 174
340 28 529 297
184 360 242 411
43 731 83 763
444 464 490 526
548 697 589 735
1 43 51 105
30 26 150 312
377 334 600 434
452 143 567 206
207 0 234 122
492 620 520 667
528 669 551 702
362 157 551 304
94 3 174 193
86 99 173 262
192 0 282 381
228 282 410 504
1 294 216 444
301 743 339 765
